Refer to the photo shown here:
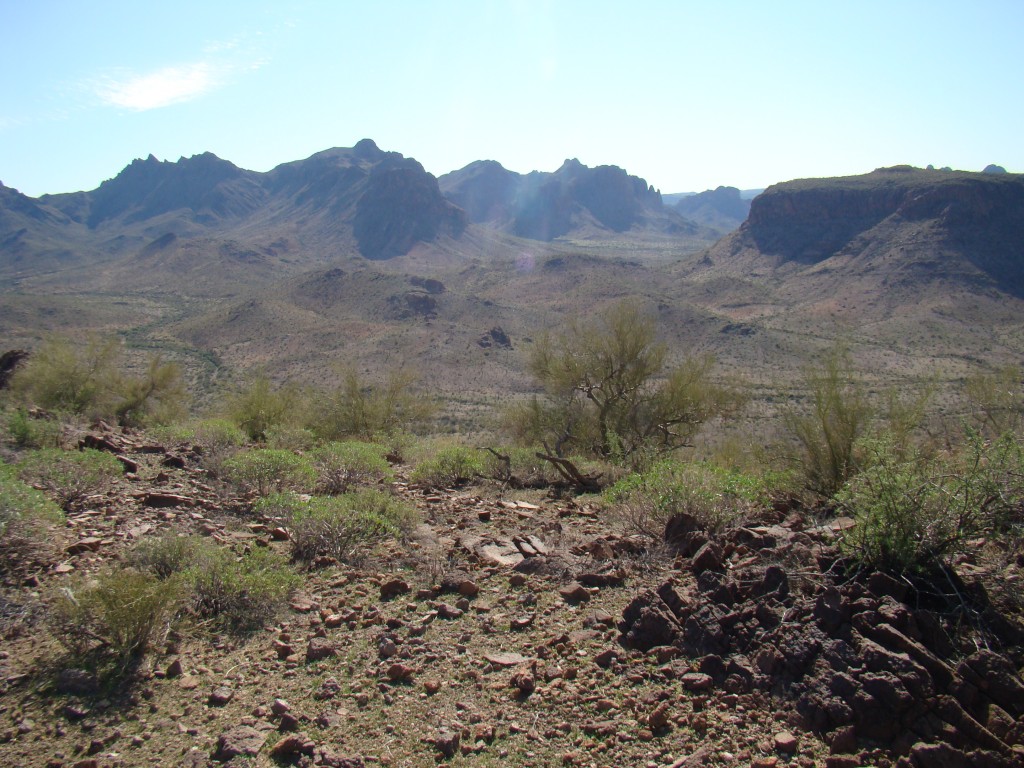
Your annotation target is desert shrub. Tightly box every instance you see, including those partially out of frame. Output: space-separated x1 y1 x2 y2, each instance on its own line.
410 445 484 488
481 446 563 487
0 467 63 573
265 425 317 451
10 336 188 427
51 568 181 661
837 433 1024 573
0 468 63 528
125 535 204 580
784 346 873 497
606 460 768 540
290 489 417 564
377 430 415 464
188 546 298 632
252 491 307 520
145 423 197 445
314 368 434 440
10 335 122 417
5 407 63 448
226 374 307 442
191 418 248 450
126 536 297 633
16 447 123 509
964 364 1023 437
222 448 315 496
310 441 393 494
510 300 741 464
113 354 189 427
184 418 248 479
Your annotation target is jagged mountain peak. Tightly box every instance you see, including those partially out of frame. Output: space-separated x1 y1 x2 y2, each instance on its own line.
439 156 680 241
352 137 383 160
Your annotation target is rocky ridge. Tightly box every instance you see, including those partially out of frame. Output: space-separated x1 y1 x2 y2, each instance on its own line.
704 166 1024 297
621 513 1024 767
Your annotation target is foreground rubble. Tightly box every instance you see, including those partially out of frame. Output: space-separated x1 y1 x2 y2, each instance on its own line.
621 514 1024 767
0 425 1021 767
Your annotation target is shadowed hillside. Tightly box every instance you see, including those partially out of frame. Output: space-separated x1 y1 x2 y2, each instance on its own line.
728 166 1024 294
439 158 707 241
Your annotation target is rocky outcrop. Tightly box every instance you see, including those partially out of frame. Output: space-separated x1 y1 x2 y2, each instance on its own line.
477 327 512 349
48 152 267 228
739 166 1024 270
0 349 28 389
268 139 466 260
353 159 466 259
619 515 1024 766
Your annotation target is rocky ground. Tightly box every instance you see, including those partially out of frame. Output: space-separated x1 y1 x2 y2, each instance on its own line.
1 424 1022 768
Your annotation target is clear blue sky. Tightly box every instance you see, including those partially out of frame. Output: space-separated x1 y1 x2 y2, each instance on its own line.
2 1 1022 197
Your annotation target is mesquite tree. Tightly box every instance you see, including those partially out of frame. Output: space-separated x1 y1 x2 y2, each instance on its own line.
513 300 740 464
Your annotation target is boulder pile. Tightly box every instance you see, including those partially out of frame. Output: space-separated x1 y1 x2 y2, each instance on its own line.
619 513 1024 767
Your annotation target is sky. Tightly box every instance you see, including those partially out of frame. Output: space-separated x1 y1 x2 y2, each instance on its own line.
1 1 1022 198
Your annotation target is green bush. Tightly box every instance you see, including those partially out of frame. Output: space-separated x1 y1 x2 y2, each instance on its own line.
252 491 307 520
126 535 298 633
289 489 417 564
310 441 393 494
188 546 298 632
5 407 63 448
0 467 64 573
410 445 484 488
0 464 63 529
52 568 181 661
113 354 189 427
17 447 123 509
125 534 204 580
10 336 188 427
265 425 317 452
179 418 248 480
191 418 247 450
226 374 307 442
784 346 873 496
377 430 414 464
838 433 1024 573
10 335 121 417
511 300 741 463
606 460 768 539
964 364 1023 437
222 448 315 496
148 419 249 479
313 368 434 441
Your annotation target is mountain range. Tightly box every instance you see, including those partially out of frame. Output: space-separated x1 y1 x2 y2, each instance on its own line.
2 141 1022 424
2 139 738 274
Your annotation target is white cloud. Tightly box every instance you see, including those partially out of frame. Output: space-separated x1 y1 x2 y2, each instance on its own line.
94 61 221 111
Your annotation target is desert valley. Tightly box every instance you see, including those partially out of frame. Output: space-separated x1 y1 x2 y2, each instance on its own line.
1 142 1023 768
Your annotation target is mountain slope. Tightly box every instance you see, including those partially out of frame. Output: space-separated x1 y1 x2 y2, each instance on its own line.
673 186 751 234
673 166 1024 382
725 166 1024 285
439 158 705 241
17 140 467 263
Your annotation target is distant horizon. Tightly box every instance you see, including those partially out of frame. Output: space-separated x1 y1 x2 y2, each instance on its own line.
2 139 1012 200
3 2 1022 198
